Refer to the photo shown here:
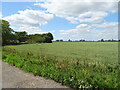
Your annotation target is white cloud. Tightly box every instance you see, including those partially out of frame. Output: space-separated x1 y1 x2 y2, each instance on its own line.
65 11 108 23
4 9 53 27
59 22 118 40
65 17 78 24
78 11 108 23
35 0 118 14
34 0 118 24
35 0 118 40
92 22 118 28
10 26 47 34
17 26 47 34
78 11 107 18
60 24 90 35
60 29 77 35
3 9 53 34
76 24 90 29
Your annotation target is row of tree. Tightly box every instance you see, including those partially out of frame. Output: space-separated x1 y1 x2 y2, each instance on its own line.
27 33 53 43
1 19 119 46
56 39 119 42
56 39 85 42
0 19 53 46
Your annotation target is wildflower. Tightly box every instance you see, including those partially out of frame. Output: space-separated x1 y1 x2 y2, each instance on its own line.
79 85 82 88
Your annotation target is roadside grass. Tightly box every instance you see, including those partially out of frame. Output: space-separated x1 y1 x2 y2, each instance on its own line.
2 42 119 89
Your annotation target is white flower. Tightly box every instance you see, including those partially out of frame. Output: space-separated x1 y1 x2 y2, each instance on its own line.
79 85 82 88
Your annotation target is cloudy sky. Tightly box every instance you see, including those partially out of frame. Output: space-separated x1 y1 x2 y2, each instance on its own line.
2 0 118 41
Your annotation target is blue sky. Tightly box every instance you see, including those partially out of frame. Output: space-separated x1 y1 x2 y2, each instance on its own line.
2 1 118 41
2 2 79 31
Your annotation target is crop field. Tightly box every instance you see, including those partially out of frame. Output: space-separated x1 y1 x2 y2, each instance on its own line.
2 42 119 88
4 42 118 63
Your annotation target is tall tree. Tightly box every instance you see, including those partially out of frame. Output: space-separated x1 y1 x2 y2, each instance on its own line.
0 19 16 45
42 32 53 43
28 32 54 43
15 31 27 43
1 19 54 45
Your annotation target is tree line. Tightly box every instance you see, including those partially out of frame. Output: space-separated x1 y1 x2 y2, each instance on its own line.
0 19 53 46
55 39 119 42
1 19 119 46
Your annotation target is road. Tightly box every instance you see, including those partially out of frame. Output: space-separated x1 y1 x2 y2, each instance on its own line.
2 62 71 88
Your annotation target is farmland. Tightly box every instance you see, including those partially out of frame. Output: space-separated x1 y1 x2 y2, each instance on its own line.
2 42 119 88
4 42 118 63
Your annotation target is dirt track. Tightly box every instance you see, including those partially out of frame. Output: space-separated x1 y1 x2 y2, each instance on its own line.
2 62 71 88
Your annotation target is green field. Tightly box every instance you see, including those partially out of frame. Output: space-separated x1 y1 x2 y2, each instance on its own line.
2 42 119 88
5 42 118 63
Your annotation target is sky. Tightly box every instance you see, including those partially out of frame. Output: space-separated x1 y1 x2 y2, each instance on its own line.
1 0 119 41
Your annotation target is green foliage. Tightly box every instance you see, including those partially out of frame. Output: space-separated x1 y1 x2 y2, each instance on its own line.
28 32 53 43
1 19 54 45
15 31 27 43
2 44 119 89
0 19 17 45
